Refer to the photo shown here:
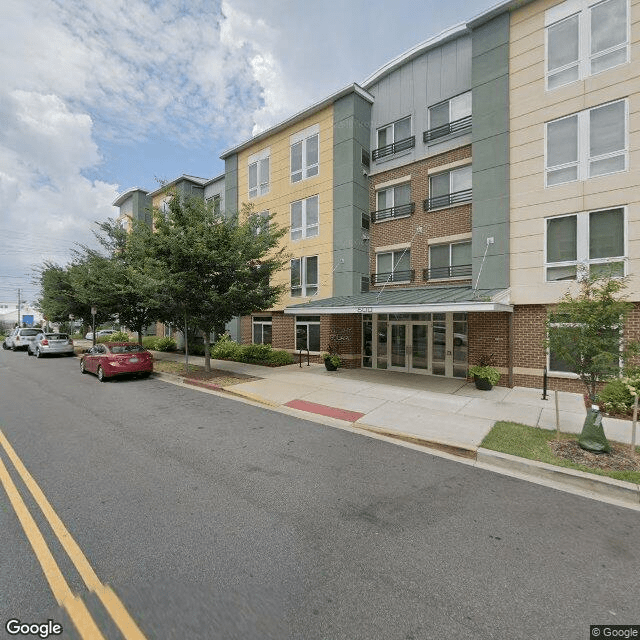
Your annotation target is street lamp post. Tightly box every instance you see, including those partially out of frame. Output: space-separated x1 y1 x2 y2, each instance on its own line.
91 307 97 347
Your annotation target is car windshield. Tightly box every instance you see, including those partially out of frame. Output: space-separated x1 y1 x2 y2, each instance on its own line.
47 334 68 340
21 329 41 336
109 345 145 354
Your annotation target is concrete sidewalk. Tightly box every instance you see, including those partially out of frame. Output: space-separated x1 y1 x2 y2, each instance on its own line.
152 350 637 450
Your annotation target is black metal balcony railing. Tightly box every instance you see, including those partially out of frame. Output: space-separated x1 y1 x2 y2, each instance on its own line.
424 264 472 280
372 136 415 161
424 188 472 211
423 115 472 143
371 270 415 285
371 202 415 223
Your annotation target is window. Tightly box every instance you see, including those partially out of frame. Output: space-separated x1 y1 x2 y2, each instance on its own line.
373 116 414 160
427 242 472 280
373 183 412 222
426 165 472 210
291 256 318 297
545 208 625 281
546 100 627 186
296 316 320 352
374 249 411 284
425 92 472 142
248 150 270 198
206 194 221 215
291 195 319 240
546 0 628 90
252 317 272 345
291 128 319 183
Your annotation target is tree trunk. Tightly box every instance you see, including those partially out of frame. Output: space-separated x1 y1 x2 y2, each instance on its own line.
203 331 211 372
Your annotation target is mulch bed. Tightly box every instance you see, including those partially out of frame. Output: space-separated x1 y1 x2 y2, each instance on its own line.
549 439 640 473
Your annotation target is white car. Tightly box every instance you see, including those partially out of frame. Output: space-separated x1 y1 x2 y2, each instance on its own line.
3 327 42 351
85 329 116 340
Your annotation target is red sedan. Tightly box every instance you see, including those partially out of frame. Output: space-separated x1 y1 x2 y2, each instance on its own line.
80 342 153 382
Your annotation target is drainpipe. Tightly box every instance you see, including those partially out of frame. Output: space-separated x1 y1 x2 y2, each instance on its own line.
508 312 514 388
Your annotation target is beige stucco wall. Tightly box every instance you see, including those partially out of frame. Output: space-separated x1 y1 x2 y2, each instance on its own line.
236 104 335 310
509 0 640 305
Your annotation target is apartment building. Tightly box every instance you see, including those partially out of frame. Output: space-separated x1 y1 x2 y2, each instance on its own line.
221 85 373 364
112 187 152 231
506 0 640 391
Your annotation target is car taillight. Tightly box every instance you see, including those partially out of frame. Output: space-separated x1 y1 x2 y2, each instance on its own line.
41 339 48 345
15 336 20 341
68 339 73 345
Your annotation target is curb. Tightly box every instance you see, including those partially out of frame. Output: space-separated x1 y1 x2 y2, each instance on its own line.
477 448 640 506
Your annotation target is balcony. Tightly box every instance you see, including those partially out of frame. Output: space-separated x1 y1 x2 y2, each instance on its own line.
424 188 472 211
423 115 472 143
372 136 415 161
423 264 472 280
371 202 415 223
371 270 415 285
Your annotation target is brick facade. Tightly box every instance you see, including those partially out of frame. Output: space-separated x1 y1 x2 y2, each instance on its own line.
369 145 472 288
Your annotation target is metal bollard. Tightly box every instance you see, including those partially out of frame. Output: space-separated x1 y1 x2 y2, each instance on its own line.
541 366 548 400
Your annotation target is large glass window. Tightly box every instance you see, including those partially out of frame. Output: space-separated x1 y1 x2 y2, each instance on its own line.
373 183 412 222
291 256 318 297
374 116 414 160
546 0 628 90
428 242 472 280
291 133 319 183
546 208 625 281
425 92 472 141
248 154 269 198
375 250 411 284
427 165 472 210
252 317 272 345
296 316 320 352
546 101 627 186
290 195 319 240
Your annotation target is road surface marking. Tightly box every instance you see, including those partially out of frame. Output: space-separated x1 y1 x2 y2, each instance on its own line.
0 429 147 640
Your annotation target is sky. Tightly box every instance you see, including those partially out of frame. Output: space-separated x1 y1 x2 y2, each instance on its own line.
0 0 499 305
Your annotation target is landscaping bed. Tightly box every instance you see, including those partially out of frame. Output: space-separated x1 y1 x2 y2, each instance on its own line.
481 421 640 484
153 360 258 387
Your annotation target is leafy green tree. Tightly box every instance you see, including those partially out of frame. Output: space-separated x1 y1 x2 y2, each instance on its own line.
71 219 166 344
546 274 639 402
149 191 288 371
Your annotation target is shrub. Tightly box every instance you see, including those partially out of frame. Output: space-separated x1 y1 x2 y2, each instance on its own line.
154 337 177 352
210 335 242 360
267 349 295 365
598 376 640 415
98 331 130 343
240 343 273 363
188 343 206 356
142 336 159 350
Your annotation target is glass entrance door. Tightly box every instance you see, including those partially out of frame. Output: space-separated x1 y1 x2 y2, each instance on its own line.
389 323 407 371
410 324 429 372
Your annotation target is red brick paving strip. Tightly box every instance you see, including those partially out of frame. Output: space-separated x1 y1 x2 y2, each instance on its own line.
285 399 365 423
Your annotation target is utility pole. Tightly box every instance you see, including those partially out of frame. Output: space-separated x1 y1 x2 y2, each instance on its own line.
17 288 21 327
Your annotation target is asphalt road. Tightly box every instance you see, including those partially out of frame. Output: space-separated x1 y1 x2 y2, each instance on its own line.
0 348 638 640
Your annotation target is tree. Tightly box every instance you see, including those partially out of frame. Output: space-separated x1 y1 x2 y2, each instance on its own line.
72 219 166 344
546 274 640 402
149 191 288 371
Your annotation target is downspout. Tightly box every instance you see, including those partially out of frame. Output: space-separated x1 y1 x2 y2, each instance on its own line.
508 311 514 388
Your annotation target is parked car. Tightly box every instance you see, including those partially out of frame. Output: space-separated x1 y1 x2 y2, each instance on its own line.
85 329 117 341
80 342 153 382
3 327 42 351
28 333 75 357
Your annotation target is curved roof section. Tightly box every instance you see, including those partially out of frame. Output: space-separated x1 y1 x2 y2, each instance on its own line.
112 187 149 207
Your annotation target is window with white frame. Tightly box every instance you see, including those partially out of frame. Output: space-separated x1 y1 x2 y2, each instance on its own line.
295 316 320 351
374 183 412 222
375 249 411 284
425 92 472 142
291 127 319 183
291 256 318 297
252 316 272 345
373 116 413 160
428 242 472 280
427 165 472 210
545 208 625 281
290 195 319 240
546 0 628 90
206 193 221 215
248 149 270 198
545 100 627 186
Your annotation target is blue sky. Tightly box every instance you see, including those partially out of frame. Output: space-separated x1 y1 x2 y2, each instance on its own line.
0 0 499 304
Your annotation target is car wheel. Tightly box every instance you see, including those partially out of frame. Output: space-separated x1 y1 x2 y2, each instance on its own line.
28 347 33 356
97 366 106 382
80 359 87 374
139 372 150 379
2 341 7 350
35 348 42 358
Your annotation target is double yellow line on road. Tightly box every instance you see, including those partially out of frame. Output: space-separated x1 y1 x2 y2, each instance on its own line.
0 429 147 640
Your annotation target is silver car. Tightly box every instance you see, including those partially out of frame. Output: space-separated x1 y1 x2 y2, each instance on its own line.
28 332 75 357
3 327 42 351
